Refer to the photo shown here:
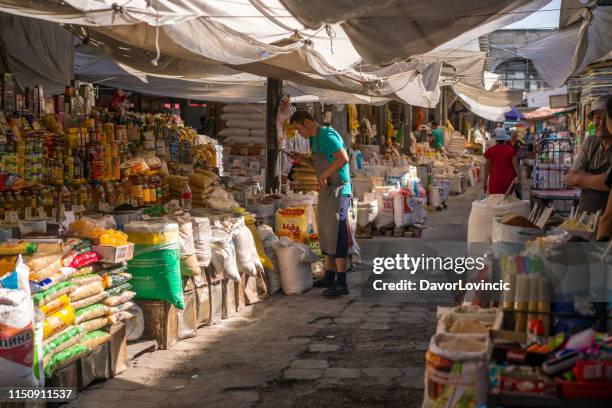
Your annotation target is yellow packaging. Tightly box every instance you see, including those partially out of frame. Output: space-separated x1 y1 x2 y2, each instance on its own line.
245 215 273 270
43 305 76 339
0 256 18 276
39 294 70 317
275 206 311 243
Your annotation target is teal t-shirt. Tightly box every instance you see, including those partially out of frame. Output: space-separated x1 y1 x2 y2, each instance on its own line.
310 126 352 196
432 128 444 149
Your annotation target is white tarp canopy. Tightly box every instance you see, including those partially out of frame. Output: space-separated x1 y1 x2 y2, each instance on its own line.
280 0 551 64
75 51 390 104
453 82 524 122
0 0 562 110
520 1 612 88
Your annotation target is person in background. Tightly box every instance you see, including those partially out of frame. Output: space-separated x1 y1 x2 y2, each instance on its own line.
431 121 444 151
289 111 352 297
509 131 525 158
564 95 612 213
483 129 521 195
485 123 504 150
596 96 612 240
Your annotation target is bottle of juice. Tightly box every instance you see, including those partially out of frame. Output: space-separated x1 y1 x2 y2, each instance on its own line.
181 180 192 210
155 175 162 205
0 193 5 221
131 175 143 207
149 175 157 205
142 175 151 206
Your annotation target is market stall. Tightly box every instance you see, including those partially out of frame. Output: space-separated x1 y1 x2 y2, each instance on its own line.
0 75 308 391
453 190 612 406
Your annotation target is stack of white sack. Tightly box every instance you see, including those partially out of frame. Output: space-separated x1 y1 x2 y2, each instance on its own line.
219 104 266 145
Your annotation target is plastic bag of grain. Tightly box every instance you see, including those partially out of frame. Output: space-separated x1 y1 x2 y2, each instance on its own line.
44 344 87 377
357 199 378 227
165 212 199 276
42 305 76 339
125 304 145 341
125 221 184 310
42 325 84 366
192 217 212 267
80 330 111 350
423 333 489 408
256 225 281 294
228 216 264 277
273 237 316 295
467 194 530 244
210 223 240 282
375 189 397 229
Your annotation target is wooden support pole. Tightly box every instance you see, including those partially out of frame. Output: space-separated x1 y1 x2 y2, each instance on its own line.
402 103 412 155
265 78 283 192
376 104 387 153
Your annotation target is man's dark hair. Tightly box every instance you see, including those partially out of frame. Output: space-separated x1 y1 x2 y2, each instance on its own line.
432 121 438 127
607 95 612 118
290 110 315 125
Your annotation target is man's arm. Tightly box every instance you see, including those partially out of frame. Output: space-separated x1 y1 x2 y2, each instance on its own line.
483 158 491 192
597 189 612 240
292 152 314 168
319 149 349 187
570 137 590 172
566 172 609 191
512 156 521 185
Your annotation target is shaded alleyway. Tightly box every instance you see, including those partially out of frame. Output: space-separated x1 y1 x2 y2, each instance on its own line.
69 187 479 408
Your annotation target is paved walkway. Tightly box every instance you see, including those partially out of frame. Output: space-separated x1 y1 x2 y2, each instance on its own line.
69 187 479 408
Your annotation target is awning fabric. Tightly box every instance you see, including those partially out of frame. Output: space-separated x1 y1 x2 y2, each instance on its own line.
520 1 612 88
0 0 571 111
75 52 391 104
279 0 551 65
524 106 576 120
0 12 73 95
453 82 524 122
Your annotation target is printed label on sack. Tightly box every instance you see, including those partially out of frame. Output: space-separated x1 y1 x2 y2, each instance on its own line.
278 208 305 216
0 322 34 366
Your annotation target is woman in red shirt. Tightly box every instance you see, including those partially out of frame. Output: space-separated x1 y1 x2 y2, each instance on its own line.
483 130 521 194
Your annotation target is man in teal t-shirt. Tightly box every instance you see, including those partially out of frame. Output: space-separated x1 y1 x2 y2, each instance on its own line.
309 126 352 196
431 121 444 151
290 110 352 298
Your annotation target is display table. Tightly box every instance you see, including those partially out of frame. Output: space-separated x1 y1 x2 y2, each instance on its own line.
530 188 581 214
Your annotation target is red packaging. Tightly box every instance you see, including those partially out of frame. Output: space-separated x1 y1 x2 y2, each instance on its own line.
500 373 558 397
558 380 612 399
69 251 100 269
573 360 612 382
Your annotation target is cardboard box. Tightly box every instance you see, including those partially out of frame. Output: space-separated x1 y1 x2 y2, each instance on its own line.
177 290 197 340
235 274 246 312
109 322 128 376
137 300 178 350
210 280 223 324
92 243 134 264
196 284 211 326
46 358 79 389
80 343 111 388
222 279 236 319
244 274 260 305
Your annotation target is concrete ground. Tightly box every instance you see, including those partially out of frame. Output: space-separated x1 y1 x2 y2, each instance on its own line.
69 187 479 408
